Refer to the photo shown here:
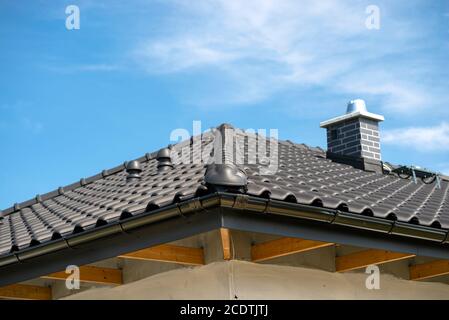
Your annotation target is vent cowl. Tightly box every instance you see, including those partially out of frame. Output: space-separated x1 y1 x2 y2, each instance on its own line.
126 160 142 182
204 164 247 192
157 147 174 171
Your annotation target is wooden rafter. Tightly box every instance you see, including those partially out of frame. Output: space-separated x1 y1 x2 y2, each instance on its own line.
410 259 449 281
42 265 122 285
336 249 415 272
119 244 204 266
220 228 232 260
0 284 51 300
251 237 334 262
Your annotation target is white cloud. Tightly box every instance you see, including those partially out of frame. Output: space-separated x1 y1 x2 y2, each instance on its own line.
46 64 121 73
383 123 449 151
136 38 237 72
76 64 120 72
336 71 431 113
132 0 448 111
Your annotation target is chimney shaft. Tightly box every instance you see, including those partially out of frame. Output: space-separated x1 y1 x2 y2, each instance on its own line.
320 99 384 170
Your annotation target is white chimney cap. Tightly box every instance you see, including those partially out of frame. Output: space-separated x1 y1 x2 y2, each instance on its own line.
319 99 384 128
347 99 367 114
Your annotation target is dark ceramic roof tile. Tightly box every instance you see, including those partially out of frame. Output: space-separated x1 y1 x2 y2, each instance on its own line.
53 225 77 236
96 210 122 223
1 125 448 257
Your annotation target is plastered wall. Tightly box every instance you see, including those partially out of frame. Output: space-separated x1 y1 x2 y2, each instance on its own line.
63 260 449 300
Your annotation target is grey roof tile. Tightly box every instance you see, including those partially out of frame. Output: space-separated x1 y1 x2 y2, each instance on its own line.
1 124 448 256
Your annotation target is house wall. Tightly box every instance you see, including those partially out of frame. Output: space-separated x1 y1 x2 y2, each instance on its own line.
63 260 449 300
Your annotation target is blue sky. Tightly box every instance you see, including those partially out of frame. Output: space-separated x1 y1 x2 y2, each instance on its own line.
1 0 449 209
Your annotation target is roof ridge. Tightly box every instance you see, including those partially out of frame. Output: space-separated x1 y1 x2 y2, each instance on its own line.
1 124 327 216
2 123 449 259
203 124 247 192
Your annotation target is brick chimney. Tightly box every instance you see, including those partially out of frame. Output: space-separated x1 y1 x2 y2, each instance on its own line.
320 99 384 172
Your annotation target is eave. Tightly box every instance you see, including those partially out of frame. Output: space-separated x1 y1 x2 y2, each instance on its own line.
1 192 448 286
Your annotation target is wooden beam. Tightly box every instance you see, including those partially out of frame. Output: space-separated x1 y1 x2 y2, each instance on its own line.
220 228 232 260
251 237 334 262
410 259 449 281
43 265 122 285
336 249 415 272
0 284 51 300
119 244 204 266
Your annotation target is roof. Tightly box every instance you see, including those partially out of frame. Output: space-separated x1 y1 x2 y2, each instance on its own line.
1 123 448 258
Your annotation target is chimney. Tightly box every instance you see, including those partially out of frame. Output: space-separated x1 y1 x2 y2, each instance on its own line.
320 99 384 172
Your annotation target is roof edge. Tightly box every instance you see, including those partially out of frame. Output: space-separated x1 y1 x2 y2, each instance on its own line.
1 192 448 272
1 151 159 216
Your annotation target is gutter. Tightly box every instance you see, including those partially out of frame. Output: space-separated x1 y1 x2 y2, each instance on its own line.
0 192 448 270
0 194 217 268
217 193 448 243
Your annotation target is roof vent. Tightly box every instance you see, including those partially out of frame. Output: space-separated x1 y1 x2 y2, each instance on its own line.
157 147 173 172
126 160 142 182
204 164 247 193
346 99 367 114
